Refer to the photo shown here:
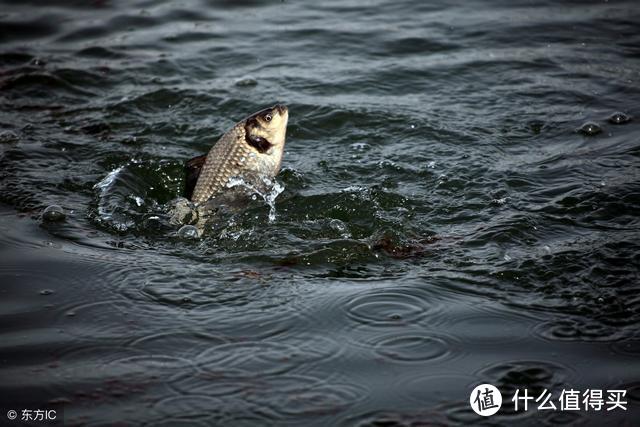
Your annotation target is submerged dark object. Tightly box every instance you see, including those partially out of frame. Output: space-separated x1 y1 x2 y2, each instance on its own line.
185 105 288 206
372 233 441 259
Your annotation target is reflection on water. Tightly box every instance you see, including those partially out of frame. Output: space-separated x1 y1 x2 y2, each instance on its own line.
1 0 640 424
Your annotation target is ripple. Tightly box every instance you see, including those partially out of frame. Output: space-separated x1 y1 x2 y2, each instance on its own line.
344 287 433 327
447 310 532 345
122 330 226 371
534 318 626 342
56 345 149 379
170 373 365 423
128 330 227 354
610 339 640 357
154 395 227 421
112 354 195 371
402 374 475 405
168 369 252 399
476 360 573 416
196 335 341 378
242 374 366 418
60 299 173 340
136 267 318 339
357 332 457 363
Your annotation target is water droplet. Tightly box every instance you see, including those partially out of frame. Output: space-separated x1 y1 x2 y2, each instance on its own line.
491 197 507 205
132 196 144 206
42 205 66 222
329 219 346 233
577 122 602 136
178 225 199 239
608 112 630 124
266 180 284 222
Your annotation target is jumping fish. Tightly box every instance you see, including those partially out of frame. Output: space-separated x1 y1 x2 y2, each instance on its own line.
186 104 288 208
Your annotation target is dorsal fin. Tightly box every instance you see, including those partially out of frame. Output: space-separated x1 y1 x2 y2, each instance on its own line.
184 154 207 200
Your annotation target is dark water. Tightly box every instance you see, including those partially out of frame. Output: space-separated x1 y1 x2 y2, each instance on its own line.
1 0 640 425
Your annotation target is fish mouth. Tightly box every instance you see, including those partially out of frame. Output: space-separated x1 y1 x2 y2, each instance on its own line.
274 104 288 115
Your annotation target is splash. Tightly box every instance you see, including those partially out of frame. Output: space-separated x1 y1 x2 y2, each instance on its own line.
94 166 124 193
225 176 284 223
93 165 132 231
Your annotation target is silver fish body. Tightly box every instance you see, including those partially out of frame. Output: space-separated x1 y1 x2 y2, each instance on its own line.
186 104 288 207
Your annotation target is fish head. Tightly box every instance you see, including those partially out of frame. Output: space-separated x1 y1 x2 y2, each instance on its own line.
243 104 288 155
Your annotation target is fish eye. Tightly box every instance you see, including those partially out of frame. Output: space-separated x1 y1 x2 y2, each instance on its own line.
264 113 272 122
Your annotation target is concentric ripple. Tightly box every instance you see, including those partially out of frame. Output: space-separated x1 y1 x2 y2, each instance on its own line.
153 395 228 421
343 287 434 327
355 331 458 364
476 360 575 416
242 374 367 419
534 318 627 342
196 334 341 378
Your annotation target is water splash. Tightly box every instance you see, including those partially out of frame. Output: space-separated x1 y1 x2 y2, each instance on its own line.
94 166 124 193
225 176 284 223
93 165 132 231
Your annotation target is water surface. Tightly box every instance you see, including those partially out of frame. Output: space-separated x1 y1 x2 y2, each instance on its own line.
1 0 640 425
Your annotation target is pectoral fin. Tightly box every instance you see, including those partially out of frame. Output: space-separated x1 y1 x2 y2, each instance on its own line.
184 154 207 200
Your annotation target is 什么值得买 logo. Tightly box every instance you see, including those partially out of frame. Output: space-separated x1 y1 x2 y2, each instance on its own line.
470 384 502 416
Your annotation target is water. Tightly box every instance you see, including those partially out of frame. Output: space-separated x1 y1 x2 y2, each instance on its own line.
1 0 640 425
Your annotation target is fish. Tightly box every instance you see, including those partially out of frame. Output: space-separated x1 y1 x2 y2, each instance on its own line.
185 104 288 208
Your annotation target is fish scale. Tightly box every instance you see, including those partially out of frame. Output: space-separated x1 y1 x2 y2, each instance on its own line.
191 126 244 204
188 105 288 207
